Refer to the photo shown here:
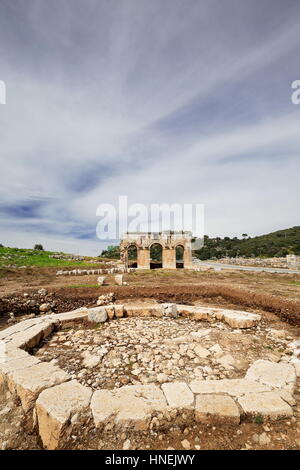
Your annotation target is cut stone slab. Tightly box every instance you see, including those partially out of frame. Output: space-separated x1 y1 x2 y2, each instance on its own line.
222 311 261 329
246 360 296 392
161 382 194 408
114 305 124 318
9 321 55 350
115 274 123 286
238 391 293 421
36 380 92 450
105 306 115 320
0 355 40 375
7 362 70 412
91 384 167 431
54 309 88 324
177 305 214 321
190 378 271 397
195 394 240 424
87 307 108 323
124 305 162 317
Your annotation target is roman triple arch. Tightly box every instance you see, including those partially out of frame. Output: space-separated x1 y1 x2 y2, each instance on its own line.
120 232 193 270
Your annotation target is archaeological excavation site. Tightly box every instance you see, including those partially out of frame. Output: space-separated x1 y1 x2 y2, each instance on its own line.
1 257 300 451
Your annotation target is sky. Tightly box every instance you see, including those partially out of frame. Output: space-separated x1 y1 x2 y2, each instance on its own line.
0 0 299 255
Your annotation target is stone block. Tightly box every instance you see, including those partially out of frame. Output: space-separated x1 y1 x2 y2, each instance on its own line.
246 360 296 392
87 307 108 323
195 394 240 424
238 391 293 420
91 384 167 431
7 362 70 412
190 378 271 397
36 380 92 449
161 382 194 408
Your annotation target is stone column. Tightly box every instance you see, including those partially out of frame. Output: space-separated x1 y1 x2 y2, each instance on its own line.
183 246 193 269
163 248 176 269
137 248 150 269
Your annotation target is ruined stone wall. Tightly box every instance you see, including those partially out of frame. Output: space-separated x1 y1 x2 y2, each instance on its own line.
120 232 194 270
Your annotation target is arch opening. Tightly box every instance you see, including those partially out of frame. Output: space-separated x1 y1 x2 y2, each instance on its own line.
127 244 137 268
176 245 184 269
150 243 163 269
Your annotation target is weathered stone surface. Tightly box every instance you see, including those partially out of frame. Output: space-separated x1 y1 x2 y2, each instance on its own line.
87 307 108 323
81 352 101 368
161 382 194 408
161 303 178 318
217 354 236 369
193 345 210 358
105 305 115 320
7 362 70 412
54 309 88 324
246 360 296 392
195 394 240 424
124 305 162 317
36 380 92 449
97 276 106 286
115 274 123 286
190 378 271 396
177 305 214 321
9 321 55 350
0 355 40 375
91 384 167 430
222 311 261 329
238 391 293 420
114 305 124 318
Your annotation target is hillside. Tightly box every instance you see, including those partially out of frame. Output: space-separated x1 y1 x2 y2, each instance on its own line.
0 246 106 268
194 226 300 260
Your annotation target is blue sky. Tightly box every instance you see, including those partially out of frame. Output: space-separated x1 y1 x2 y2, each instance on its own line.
0 0 299 255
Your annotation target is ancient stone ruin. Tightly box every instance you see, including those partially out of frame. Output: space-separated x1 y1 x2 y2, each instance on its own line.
120 231 193 269
1 302 299 450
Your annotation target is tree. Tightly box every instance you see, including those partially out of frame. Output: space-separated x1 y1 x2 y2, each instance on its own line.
100 246 120 259
34 244 44 251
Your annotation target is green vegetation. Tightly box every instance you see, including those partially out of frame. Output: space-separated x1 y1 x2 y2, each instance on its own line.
254 414 264 424
0 246 106 268
194 226 300 260
34 244 44 251
100 245 120 259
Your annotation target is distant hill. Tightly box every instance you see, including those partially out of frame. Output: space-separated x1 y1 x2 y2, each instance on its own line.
194 226 300 260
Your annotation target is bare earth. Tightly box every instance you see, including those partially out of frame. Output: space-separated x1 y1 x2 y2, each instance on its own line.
0 267 299 450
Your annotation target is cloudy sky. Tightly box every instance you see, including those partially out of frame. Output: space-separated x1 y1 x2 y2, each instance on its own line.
0 0 299 255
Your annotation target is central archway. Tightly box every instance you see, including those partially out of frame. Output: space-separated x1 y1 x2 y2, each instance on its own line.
150 243 163 269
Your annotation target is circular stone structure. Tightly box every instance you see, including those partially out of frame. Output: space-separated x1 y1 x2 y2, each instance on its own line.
0 303 298 450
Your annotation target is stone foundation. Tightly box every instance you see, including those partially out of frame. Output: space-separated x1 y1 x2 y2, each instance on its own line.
0 304 298 449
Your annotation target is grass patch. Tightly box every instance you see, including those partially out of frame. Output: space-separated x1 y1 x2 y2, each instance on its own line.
0 246 108 268
254 414 264 424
